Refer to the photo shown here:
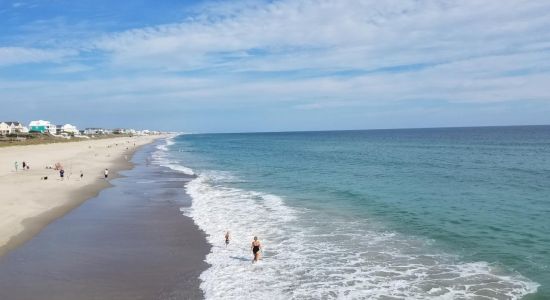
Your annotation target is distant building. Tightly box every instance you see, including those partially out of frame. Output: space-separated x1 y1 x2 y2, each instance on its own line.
84 128 106 135
0 121 27 135
0 122 9 135
29 120 56 134
57 124 80 135
113 128 126 134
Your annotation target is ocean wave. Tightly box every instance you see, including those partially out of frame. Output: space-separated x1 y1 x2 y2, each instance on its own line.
151 137 195 175
185 172 539 299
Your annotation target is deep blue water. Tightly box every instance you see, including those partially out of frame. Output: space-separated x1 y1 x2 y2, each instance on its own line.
165 126 550 299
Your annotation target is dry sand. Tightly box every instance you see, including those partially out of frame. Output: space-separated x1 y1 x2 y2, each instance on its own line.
0 135 164 257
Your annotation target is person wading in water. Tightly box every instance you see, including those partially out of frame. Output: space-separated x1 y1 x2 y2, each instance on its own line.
224 231 231 247
251 236 262 263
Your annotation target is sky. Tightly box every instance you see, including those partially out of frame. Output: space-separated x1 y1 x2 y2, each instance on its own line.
0 0 549 133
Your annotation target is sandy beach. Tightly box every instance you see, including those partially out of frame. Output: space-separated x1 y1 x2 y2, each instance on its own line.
0 143 209 299
0 135 163 257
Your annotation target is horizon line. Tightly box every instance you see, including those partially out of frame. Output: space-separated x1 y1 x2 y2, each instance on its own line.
183 123 550 135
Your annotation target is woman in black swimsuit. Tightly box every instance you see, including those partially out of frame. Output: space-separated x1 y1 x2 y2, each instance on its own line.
251 236 262 263
224 231 230 246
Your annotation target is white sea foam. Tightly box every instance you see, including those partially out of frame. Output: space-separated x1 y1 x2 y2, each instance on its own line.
152 137 195 175
185 171 540 299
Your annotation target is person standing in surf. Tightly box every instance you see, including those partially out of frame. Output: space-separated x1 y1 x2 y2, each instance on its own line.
224 231 231 246
251 236 262 263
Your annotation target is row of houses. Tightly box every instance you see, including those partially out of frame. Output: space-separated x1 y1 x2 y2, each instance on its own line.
1 120 159 137
0 120 80 136
82 128 131 135
83 128 157 136
0 122 28 135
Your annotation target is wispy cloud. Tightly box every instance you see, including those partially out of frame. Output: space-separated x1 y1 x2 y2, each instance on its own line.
0 47 75 66
93 0 550 73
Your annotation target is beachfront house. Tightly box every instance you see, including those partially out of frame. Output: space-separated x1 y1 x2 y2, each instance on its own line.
84 128 107 135
55 125 63 135
59 124 79 135
29 120 56 134
7 122 25 133
1 121 29 135
0 122 9 135
113 128 127 134
0 121 27 135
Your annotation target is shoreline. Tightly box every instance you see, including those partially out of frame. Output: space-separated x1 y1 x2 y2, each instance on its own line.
0 135 167 258
0 140 210 299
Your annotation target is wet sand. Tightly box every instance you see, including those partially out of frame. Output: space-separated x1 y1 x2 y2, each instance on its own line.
0 142 210 299
0 135 163 257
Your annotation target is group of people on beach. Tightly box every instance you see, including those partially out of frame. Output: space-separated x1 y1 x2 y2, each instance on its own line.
14 160 108 182
58 168 107 180
224 231 263 263
14 161 30 171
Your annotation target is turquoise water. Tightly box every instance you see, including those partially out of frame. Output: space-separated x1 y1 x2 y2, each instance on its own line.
161 126 549 299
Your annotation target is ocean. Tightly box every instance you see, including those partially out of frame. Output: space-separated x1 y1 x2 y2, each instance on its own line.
153 126 549 299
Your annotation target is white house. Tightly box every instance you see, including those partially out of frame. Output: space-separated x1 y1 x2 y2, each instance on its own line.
0 121 27 135
84 128 106 135
0 122 9 135
29 120 56 134
62 124 79 135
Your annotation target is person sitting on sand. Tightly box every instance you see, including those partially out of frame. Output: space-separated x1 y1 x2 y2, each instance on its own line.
251 236 262 263
224 231 231 246
60 169 65 180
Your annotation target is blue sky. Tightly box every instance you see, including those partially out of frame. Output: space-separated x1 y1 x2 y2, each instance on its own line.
0 0 549 133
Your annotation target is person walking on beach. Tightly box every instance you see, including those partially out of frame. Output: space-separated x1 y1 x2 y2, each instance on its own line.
22 161 26 170
80 171 84 180
60 169 65 180
104 168 109 179
14 161 18 172
251 236 262 263
224 231 231 246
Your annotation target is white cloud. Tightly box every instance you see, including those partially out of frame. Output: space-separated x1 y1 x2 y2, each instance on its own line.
94 0 550 73
0 47 75 66
47 63 93 74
